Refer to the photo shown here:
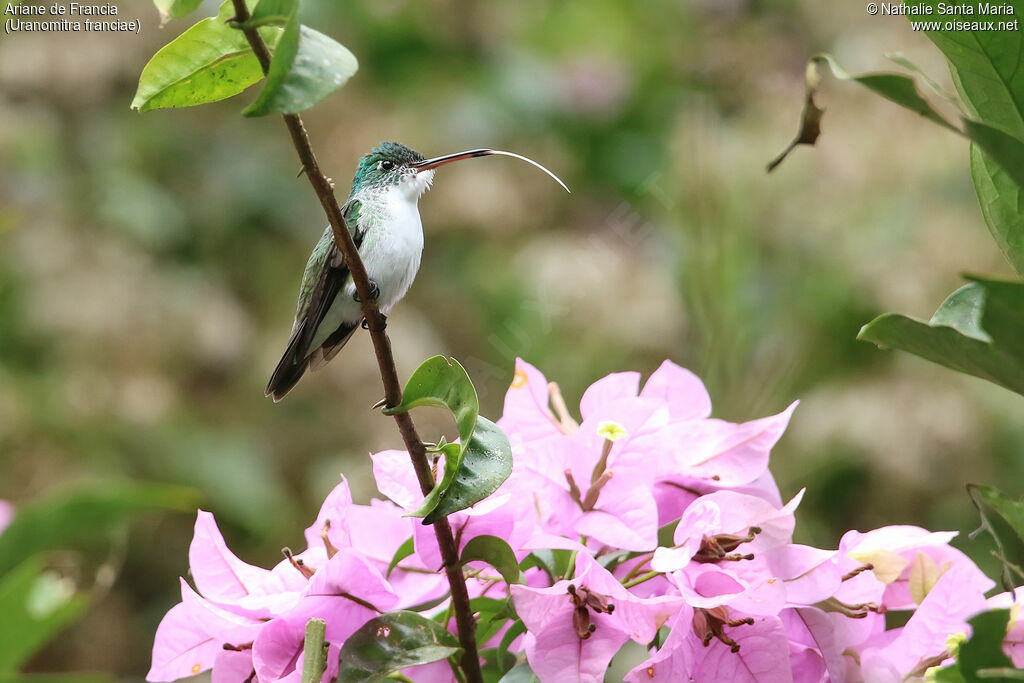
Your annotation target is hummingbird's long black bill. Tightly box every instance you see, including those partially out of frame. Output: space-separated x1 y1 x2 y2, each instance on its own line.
411 149 571 193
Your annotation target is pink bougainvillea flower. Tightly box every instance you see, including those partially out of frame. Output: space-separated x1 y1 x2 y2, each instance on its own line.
762 545 842 607
860 564 988 677
638 359 713 422
189 510 307 619
304 478 446 608
652 489 803 573
781 604 885 683
281 547 399 643
627 608 796 683
146 580 263 682
511 552 680 682
498 358 569 445
210 648 254 683
653 401 798 488
148 358 1005 683
838 526 993 611
688 615 795 683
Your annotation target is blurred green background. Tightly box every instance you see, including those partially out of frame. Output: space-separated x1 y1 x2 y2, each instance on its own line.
1 0 1022 677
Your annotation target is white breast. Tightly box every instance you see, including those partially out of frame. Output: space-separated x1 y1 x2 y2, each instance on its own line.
359 185 425 313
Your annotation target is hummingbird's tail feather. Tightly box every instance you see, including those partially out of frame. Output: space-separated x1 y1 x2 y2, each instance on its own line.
266 320 310 402
309 321 358 372
266 319 360 401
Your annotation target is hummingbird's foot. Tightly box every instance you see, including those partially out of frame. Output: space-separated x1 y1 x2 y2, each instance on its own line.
353 280 381 303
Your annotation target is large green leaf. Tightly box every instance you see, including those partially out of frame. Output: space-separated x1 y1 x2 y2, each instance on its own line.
132 1 279 112
421 417 513 524
338 611 461 683
906 0 1024 139
461 535 523 586
243 23 358 117
383 356 479 450
0 558 90 673
0 482 199 577
858 278 1024 396
904 1 1024 278
384 356 485 520
972 144 1024 277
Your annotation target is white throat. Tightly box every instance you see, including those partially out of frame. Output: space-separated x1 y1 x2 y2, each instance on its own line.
398 169 435 202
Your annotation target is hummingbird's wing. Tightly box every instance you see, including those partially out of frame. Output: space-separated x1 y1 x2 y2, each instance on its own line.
265 201 365 401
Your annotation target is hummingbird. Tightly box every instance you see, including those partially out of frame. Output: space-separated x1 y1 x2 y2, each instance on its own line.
266 141 569 401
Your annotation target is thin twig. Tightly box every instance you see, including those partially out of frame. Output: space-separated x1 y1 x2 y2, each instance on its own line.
227 4 483 680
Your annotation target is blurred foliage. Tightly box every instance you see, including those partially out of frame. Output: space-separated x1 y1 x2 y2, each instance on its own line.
1 0 1023 677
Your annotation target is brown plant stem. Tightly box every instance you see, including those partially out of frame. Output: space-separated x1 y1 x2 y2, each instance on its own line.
227 4 482 681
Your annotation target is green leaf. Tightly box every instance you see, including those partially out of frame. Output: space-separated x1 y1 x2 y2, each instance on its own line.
461 535 524 586
243 23 358 117
964 119 1024 198
383 356 479 450
811 54 957 132
422 417 513 524
968 484 1024 591
936 609 1015 682
0 558 90 673
902 3 1024 274
858 278 1024 396
481 648 518 682
0 482 199 577
152 0 204 26
386 537 414 579
245 0 296 28
520 549 575 582
497 622 528 678
498 662 539 683
469 597 515 647
337 610 461 683
384 356 485 521
132 1 280 112
970 485 1024 545
905 0 1024 139
972 143 1024 277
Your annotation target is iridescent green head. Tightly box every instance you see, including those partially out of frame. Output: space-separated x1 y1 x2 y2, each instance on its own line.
349 142 426 197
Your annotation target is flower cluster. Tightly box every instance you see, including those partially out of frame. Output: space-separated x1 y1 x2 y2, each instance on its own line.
149 359 1006 682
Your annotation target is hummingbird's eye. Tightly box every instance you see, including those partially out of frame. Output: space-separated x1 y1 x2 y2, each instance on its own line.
379 160 395 171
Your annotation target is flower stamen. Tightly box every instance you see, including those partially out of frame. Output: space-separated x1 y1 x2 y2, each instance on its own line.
567 583 616 640
693 527 761 563
693 606 753 653
282 547 315 579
